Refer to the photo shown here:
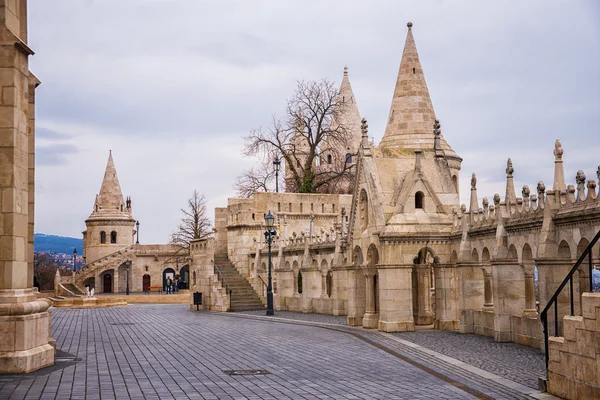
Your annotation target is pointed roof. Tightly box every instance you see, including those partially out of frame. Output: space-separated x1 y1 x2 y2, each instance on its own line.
87 151 133 222
379 22 459 160
335 66 363 151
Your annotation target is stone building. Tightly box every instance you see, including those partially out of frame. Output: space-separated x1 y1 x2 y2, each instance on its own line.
57 152 189 296
0 0 55 373
190 23 600 353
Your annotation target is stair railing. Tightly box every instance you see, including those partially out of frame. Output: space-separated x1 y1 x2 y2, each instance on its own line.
540 229 600 367
214 263 232 304
258 276 267 297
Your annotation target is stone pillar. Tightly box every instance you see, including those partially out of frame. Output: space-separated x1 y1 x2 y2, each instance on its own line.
414 264 434 325
492 259 524 342
320 271 327 298
482 266 494 311
362 271 378 329
434 264 460 331
522 268 538 318
377 266 415 332
332 268 347 316
458 262 485 333
0 2 55 372
346 267 365 326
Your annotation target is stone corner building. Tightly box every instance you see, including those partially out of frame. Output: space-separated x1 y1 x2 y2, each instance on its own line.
0 0 55 373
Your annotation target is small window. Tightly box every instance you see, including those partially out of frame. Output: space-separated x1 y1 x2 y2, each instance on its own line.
327 154 332 164
289 203 292 212
297 160 301 168
300 203 303 213
326 271 333 298
345 153 352 164
322 204 325 213
413 67 416 74
415 191 424 209
277 203 281 212
310 203 313 212
298 271 303 294
120 204 123 212
100 231 106 244
110 231 117 244
252 213 255 220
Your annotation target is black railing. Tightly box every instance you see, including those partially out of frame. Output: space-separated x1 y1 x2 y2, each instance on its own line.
214 264 232 304
258 276 267 297
540 230 600 367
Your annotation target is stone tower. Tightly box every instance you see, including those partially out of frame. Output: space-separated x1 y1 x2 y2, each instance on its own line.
0 0 55 373
83 151 135 265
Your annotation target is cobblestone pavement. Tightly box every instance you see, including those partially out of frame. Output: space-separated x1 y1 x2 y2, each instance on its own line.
237 311 545 391
0 305 550 400
392 330 545 390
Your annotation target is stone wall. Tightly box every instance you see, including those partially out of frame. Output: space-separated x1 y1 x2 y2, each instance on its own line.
547 293 600 399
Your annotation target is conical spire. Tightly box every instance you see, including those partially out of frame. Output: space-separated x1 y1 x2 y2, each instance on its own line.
379 22 458 160
337 66 362 151
88 151 132 220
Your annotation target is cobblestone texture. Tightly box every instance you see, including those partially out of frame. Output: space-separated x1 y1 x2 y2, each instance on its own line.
392 330 545 390
238 310 348 325
0 306 546 399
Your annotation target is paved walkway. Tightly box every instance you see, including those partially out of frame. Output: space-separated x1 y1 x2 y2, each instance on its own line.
0 305 553 400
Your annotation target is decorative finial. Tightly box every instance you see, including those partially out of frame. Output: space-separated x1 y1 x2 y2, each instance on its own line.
537 181 546 194
407 22 413 28
522 185 530 197
460 204 466 213
482 197 489 208
506 158 514 176
471 173 477 189
361 118 368 136
433 119 441 137
493 193 501 205
576 170 586 185
344 65 348 76
588 180 597 191
553 139 563 160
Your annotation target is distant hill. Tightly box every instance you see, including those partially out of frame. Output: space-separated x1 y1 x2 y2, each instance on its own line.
34 234 83 254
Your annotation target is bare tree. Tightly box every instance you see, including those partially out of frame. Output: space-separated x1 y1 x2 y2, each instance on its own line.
170 190 212 247
240 79 356 194
233 160 276 198
34 252 68 291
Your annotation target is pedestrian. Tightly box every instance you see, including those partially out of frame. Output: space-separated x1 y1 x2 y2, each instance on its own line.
166 277 172 294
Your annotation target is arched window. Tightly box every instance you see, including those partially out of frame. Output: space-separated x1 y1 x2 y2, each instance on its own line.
110 231 117 244
326 271 333 298
345 153 352 164
415 191 424 209
297 160 301 168
297 271 303 294
327 154 333 164
100 231 106 244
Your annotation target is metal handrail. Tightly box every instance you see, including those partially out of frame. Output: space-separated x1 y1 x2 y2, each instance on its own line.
540 229 600 367
258 276 267 297
213 264 233 304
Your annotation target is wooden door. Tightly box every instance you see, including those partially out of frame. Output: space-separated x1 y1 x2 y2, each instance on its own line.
103 274 112 293
143 275 151 292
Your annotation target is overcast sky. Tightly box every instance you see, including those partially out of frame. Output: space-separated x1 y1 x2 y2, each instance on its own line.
29 0 599 243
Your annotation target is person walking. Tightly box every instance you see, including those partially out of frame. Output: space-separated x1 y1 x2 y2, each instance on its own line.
166 277 172 294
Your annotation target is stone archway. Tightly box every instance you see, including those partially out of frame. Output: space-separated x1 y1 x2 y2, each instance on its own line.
103 273 112 293
180 266 190 289
143 274 151 292
163 268 175 292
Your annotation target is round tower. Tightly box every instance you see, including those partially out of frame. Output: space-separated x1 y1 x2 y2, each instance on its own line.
83 151 135 264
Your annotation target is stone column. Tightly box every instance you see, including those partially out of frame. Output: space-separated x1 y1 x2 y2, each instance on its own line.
321 271 327 298
0 3 55 372
362 271 378 329
332 268 347 316
377 265 415 332
346 267 365 326
522 268 538 318
433 264 460 331
414 264 433 325
492 259 525 342
458 262 485 334
482 266 494 311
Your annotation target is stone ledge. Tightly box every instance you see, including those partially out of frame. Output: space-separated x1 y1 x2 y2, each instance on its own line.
0 343 54 373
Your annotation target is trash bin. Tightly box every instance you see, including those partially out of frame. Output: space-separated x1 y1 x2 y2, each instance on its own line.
193 292 202 311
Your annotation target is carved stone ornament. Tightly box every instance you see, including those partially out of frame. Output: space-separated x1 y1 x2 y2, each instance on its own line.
506 158 514 176
493 193 501 205
522 185 530 197
471 173 477 189
482 197 489 208
576 170 586 185
537 181 546 194
554 139 564 160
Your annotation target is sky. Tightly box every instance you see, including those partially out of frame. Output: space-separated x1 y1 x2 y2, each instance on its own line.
29 0 600 244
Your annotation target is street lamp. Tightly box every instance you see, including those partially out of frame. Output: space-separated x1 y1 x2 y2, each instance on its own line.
264 211 276 316
136 220 140 244
273 156 280 193
125 259 131 295
72 248 77 275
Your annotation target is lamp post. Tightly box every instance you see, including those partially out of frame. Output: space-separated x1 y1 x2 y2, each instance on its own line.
125 259 131 295
273 156 280 193
72 248 77 279
136 220 140 244
264 211 276 315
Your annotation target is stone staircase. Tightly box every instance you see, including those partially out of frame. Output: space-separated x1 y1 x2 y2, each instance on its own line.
63 284 85 295
214 254 265 311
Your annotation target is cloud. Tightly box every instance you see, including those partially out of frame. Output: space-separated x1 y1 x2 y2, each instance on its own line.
27 0 600 242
